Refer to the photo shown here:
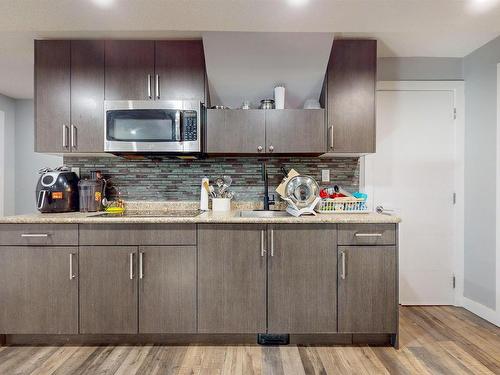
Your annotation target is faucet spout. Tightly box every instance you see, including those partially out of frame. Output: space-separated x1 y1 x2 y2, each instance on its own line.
262 163 275 210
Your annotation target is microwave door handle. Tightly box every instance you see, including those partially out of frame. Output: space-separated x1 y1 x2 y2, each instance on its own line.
175 111 181 141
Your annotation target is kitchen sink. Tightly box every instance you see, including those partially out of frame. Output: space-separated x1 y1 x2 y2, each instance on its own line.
239 210 291 218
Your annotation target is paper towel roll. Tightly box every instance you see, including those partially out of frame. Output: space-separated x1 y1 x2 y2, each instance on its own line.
274 86 285 109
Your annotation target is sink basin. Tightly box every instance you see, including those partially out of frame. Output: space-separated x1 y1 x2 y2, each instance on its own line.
239 210 291 218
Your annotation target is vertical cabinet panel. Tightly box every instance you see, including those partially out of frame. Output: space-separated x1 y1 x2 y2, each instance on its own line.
79 246 138 334
139 246 196 333
266 109 326 154
104 40 155 100
0 246 78 334
338 246 397 333
268 225 337 333
206 109 266 154
35 40 71 153
326 40 376 153
155 40 205 101
198 224 267 333
71 40 105 152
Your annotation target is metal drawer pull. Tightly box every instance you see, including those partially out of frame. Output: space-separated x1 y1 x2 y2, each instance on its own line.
355 233 383 237
21 233 49 238
340 251 346 279
62 124 69 148
270 229 274 257
155 74 160 99
147 74 152 99
129 252 134 280
70 124 77 148
260 230 267 257
139 252 144 279
329 125 334 150
69 253 76 280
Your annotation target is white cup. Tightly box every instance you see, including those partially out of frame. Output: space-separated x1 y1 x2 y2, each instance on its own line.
212 198 232 212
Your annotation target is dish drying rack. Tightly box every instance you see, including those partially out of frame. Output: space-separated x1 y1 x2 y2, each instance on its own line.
315 197 368 214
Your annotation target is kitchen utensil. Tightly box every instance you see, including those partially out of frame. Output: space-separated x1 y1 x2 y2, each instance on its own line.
274 86 285 109
223 175 232 187
284 175 320 209
260 99 275 109
201 178 209 211
280 167 289 179
241 101 251 109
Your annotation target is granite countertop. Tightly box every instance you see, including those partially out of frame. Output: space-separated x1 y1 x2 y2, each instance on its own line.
0 201 400 224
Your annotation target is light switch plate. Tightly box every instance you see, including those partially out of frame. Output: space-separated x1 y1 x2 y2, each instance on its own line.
71 167 80 178
321 169 330 182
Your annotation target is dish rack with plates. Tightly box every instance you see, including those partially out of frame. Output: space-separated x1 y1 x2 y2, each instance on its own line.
315 197 368 214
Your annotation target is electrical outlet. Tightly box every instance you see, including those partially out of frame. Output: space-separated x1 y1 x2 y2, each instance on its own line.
71 167 80 178
321 169 330 182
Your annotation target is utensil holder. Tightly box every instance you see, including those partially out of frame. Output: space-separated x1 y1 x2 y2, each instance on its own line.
212 198 231 212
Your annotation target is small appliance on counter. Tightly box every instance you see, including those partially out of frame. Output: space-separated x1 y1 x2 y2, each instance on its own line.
78 171 107 212
36 166 79 213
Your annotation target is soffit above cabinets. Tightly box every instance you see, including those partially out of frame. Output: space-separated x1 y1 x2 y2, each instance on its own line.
202 32 334 109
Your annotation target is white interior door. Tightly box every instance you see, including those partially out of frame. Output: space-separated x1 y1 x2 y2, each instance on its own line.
365 88 456 305
0 111 4 217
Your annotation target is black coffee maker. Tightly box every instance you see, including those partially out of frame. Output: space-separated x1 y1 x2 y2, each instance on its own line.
36 166 79 213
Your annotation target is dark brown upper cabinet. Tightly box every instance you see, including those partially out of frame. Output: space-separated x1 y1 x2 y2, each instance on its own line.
35 40 71 153
322 39 377 153
155 40 205 100
70 40 105 152
104 40 155 100
35 40 105 153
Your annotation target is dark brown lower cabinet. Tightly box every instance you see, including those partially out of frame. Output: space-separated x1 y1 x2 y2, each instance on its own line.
139 246 196 333
338 246 397 333
0 246 78 334
79 246 138 334
267 225 337 333
197 225 267 333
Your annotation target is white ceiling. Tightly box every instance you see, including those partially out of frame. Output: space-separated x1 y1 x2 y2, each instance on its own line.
1 0 500 99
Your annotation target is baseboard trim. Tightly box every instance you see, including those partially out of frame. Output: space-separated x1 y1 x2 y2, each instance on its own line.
462 297 500 327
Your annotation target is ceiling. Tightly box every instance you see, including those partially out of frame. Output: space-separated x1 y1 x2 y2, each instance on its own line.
1 0 500 99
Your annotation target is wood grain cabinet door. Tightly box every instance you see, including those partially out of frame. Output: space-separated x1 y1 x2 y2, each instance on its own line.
198 224 267 333
0 246 78 334
79 246 138 334
326 40 376 153
267 224 337 333
338 246 397 333
105 40 155 100
34 40 71 153
265 109 326 154
155 40 205 101
139 246 196 333
70 40 105 152
206 109 266 154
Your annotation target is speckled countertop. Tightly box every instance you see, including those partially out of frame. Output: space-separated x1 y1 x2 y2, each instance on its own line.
0 201 401 224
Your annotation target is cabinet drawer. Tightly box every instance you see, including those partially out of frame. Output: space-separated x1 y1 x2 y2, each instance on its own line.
338 224 396 246
0 224 78 246
79 224 196 245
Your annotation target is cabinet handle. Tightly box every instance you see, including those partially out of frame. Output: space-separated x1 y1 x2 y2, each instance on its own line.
70 124 77 149
257 146 263 152
340 251 346 279
129 252 134 279
147 74 152 99
62 125 69 148
269 145 274 152
21 233 49 238
329 125 334 150
355 233 383 237
270 229 274 257
69 253 76 280
260 230 267 257
155 74 160 99
139 252 144 279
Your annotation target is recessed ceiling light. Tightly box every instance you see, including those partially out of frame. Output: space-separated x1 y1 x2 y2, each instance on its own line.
466 0 500 13
91 0 114 8
287 0 309 7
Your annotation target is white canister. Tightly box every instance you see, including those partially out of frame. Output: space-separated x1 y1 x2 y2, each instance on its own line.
212 198 231 212
274 86 285 109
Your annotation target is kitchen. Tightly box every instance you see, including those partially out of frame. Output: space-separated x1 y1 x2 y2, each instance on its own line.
0 0 499 374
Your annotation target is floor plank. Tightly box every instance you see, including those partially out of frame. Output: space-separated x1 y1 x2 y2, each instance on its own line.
1 306 499 375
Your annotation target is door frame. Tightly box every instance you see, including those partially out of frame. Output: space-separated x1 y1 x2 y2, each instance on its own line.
361 80 465 306
0 110 4 217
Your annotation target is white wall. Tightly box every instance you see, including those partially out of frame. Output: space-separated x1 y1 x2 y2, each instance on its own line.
377 57 464 81
14 99 62 214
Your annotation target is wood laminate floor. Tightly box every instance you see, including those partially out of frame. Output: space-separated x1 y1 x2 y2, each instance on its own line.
0 306 499 375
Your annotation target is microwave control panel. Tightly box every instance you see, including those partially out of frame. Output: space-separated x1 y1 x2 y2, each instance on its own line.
183 111 198 141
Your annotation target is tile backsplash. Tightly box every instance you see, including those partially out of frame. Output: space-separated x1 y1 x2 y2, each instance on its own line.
63 156 360 202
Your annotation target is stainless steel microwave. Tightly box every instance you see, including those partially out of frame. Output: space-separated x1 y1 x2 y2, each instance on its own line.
104 100 202 153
